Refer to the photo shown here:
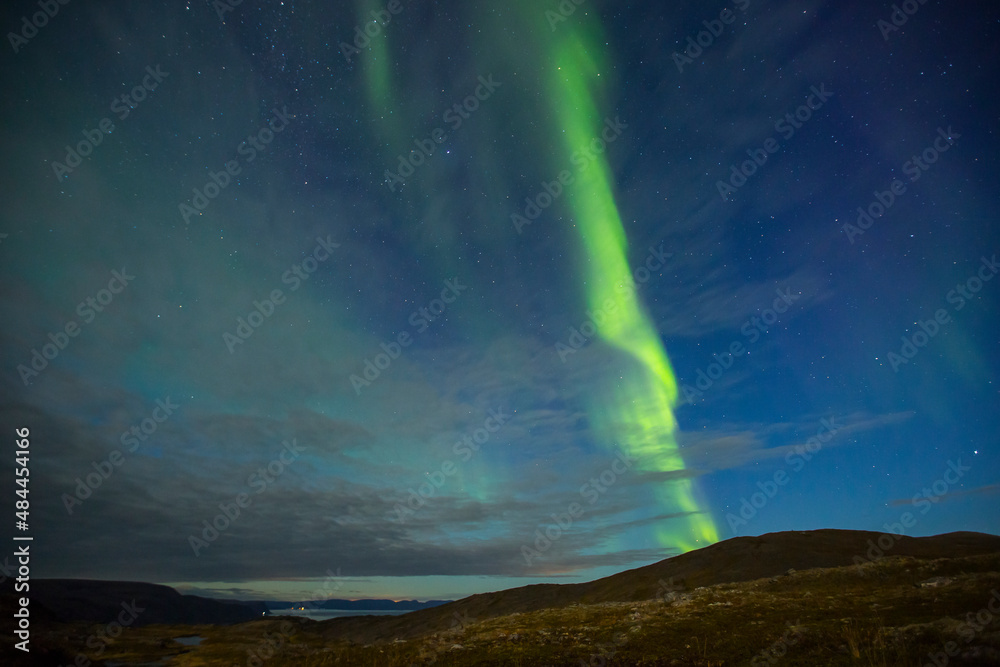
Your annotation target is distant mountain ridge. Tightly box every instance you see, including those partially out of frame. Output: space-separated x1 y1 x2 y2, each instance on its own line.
27 579 268 626
267 598 450 611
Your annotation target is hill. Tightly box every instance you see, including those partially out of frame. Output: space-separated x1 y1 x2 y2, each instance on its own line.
5 529 999 666
24 579 268 626
310 528 1000 643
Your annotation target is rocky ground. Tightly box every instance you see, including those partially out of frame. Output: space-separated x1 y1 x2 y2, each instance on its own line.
13 552 1000 666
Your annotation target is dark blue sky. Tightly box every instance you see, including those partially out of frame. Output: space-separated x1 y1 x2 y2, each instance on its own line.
1 0 997 601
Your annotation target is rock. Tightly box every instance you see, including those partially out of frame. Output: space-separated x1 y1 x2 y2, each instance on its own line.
917 577 953 588
962 646 1000 661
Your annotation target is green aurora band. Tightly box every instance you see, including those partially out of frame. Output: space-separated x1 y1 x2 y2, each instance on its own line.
356 1 718 552
545 23 719 551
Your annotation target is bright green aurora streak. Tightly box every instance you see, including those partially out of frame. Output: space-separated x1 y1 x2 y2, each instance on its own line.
546 24 719 551
357 0 718 553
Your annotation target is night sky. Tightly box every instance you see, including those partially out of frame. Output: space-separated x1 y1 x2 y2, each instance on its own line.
1 0 998 602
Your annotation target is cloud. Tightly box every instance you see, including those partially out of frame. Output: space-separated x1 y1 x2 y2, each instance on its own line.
888 482 1000 507
678 411 915 473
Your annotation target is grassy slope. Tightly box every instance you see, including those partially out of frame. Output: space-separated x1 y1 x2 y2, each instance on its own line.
20 553 1000 666
6 530 1000 666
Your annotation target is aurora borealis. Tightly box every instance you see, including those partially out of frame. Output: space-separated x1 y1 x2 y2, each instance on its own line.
542 18 717 550
1 0 998 603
